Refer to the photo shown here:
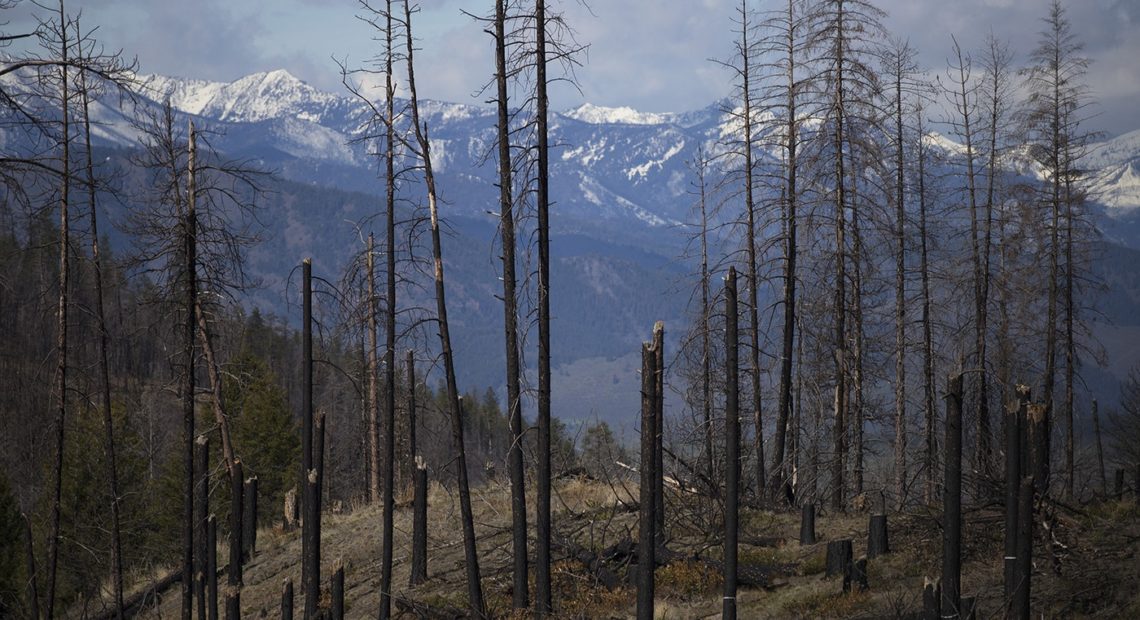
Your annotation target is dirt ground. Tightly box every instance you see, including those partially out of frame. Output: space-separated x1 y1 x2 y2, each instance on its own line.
116 475 1140 618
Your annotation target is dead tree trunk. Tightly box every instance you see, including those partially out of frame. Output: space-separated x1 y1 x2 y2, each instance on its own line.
723 267 740 620
1028 404 1048 496
281 579 293 620
243 477 258 559
492 0 528 607
207 515 217 620
653 322 666 550
406 351 417 482
942 374 963 618
799 504 816 545
380 6 399 618
923 578 941 620
825 540 853 591
636 341 658 620
1005 386 1028 607
332 561 345 620
410 460 428 586
300 258 313 598
1013 476 1033 619
534 1 554 613
24 513 40 620
177 119 199 620
195 436 209 620
225 459 243 620
868 515 888 558
402 3 485 614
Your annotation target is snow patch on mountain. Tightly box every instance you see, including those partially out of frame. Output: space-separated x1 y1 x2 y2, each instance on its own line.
564 103 677 126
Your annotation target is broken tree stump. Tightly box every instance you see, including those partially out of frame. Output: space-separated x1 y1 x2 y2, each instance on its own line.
826 539 853 592
225 459 244 620
799 504 816 545
922 578 941 620
331 560 345 620
868 514 889 558
243 476 258 560
637 340 659 620
281 578 293 620
410 459 428 586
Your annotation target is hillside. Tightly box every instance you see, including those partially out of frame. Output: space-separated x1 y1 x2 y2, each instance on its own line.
111 476 1140 618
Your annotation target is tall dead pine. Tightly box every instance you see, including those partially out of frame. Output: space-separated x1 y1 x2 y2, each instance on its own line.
942 374 963 617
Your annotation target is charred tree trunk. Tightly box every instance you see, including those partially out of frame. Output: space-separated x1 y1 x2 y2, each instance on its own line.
177 120 199 620
24 513 40 620
332 561 345 620
942 374 963 617
723 268 740 620
1005 387 1028 607
653 322 666 549
380 5 399 618
1013 476 1033 619
493 0 528 607
916 104 937 506
534 0 554 613
207 515 218 620
301 258 313 597
825 539 853 591
1028 404 1048 497
923 578 941 620
225 459 243 620
406 351 417 479
868 515 889 558
410 460 428 586
281 579 293 620
243 477 258 559
195 436 209 620
402 4 486 614
636 341 658 620
799 504 816 545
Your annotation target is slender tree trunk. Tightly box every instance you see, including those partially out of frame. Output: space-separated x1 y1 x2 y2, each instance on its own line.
653 322 666 548
406 351 417 480
723 268 740 620
207 515 218 620
698 159 715 486
830 3 849 513
179 119 198 620
1063 163 1076 500
851 174 866 498
534 0 554 612
78 68 125 619
636 342 658 620
46 11 71 617
195 436 209 620
942 374 963 617
410 460 428 586
380 4 398 617
917 105 937 506
771 0 798 503
493 0 528 607
368 233 380 503
892 62 908 510
403 5 485 614
1004 386 1028 610
300 259 313 608
195 304 236 475
225 459 243 620
24 513 40 620
737 0 765 502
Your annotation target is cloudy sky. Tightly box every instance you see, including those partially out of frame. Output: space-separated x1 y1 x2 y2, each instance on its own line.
6 0 1138 135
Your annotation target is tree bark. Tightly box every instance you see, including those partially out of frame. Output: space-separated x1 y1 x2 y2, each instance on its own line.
534 1 554 613
492 0 529 608
225 459 243 620
723 268 740 620
636 342 657 620
799 504 815 545
410 461 428 586
942 374 963 617
402 4 485 614
868 514 889 558
195 436 209 620
280 579 293 620
825 539 852 590
1005 386 1028 607
243 477 257 559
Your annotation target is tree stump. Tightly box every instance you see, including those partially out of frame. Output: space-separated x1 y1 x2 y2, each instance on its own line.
799 504 816 545
825 539 853 591
922 577 941 620
868 514 889 558
281 579 293 620
410 460 428 586
851 557 869 592
243 476 258 560
331 561 345 620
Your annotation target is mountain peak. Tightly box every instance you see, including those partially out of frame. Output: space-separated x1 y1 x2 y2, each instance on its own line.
563 103 677 126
